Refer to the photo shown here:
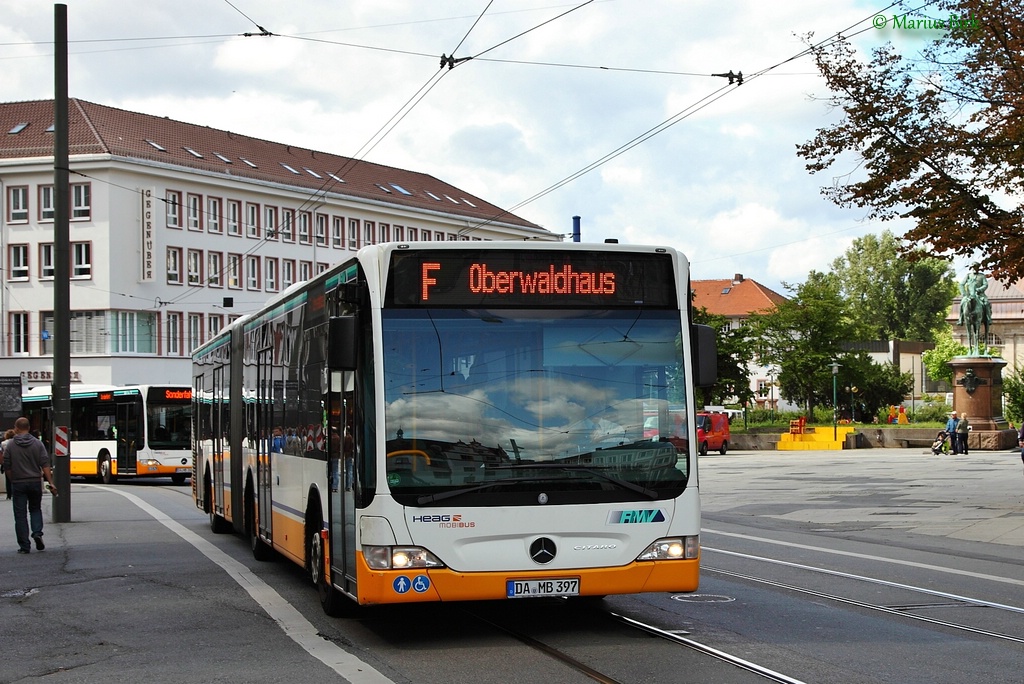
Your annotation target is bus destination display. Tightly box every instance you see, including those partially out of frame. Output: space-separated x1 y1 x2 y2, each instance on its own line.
387 250 677 308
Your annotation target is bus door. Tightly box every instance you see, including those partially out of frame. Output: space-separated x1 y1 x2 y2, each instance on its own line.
115 398 140 474
256 349 274 543
212 366 228 512
328 370 357 592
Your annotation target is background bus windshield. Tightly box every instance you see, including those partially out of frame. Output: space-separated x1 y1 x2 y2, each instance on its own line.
382 308 690 506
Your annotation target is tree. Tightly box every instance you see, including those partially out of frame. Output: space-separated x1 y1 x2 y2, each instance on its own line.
748 271 858 414
1002 367 1024 426
798 0 1024 283
830 231 957 342
921 328 969 384
691 306 755 408
839 352 914 420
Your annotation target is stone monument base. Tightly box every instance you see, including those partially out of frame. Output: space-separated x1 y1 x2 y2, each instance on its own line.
965 429 1019 451
949 355 1009 432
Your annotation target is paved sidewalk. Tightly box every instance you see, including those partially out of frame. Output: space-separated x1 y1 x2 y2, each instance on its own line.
699 447 1024 547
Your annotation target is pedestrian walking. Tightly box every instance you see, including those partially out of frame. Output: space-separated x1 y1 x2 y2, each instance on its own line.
1 428 13 499
3 417 56 554
956 413 970 456
945 411 959 454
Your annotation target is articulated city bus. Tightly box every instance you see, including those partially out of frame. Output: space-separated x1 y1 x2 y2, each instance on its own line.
23 384 193 484
192 242 715 613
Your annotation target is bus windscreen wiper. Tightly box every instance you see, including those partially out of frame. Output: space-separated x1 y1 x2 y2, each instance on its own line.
488 463 658 499
415 476 542 505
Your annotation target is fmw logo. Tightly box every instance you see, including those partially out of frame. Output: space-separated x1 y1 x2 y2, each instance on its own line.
608 509 666 524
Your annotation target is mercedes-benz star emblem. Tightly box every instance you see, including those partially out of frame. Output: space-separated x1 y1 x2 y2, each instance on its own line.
530 537 557 564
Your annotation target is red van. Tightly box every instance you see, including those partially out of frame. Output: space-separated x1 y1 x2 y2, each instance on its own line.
696 412 730 455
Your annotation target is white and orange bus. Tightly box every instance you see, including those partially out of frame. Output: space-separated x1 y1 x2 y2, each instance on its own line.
192 241 716 614
22 384 193 484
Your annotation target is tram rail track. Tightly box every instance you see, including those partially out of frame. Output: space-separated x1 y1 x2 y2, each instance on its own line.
459 601 807 684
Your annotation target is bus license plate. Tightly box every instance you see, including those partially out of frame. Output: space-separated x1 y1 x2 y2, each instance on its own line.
507 578 580 598
175 467 191 473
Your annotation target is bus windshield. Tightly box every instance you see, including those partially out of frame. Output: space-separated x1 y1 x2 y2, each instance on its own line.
147 400 191 449
382 307 690 506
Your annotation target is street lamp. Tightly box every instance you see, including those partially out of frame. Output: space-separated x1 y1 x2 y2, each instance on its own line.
830 361 841 441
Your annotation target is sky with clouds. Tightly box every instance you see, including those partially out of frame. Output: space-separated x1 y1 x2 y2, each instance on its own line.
2 0 964 296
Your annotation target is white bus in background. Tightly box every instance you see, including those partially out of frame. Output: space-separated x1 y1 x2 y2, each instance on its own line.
22 384 193 485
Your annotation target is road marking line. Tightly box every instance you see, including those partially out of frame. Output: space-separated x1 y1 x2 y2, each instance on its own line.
704 527 1024 587
99 486 394 684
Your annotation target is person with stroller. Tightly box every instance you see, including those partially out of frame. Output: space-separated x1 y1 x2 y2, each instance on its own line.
944 411 959 454
931 430 949 455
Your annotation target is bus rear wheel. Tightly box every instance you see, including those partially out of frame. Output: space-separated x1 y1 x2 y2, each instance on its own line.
246 482 273 561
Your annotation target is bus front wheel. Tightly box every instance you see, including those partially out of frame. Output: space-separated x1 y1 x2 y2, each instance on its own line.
98 454 115 484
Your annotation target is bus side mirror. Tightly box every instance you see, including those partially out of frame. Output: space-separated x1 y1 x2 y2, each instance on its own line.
328 316 358 370
691 324 717 388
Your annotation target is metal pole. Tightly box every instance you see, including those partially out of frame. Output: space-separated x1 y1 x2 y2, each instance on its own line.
830 362 841 442
52 3 71 522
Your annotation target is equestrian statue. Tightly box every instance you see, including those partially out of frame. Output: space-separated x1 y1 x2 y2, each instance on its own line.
957 271 992 356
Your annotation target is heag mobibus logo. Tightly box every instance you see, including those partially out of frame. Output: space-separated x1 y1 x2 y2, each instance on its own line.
410 514 475 528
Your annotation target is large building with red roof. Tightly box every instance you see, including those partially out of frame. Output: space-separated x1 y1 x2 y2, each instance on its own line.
0 99 556 388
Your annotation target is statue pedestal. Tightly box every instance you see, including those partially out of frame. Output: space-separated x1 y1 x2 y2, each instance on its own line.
948 356 1017 449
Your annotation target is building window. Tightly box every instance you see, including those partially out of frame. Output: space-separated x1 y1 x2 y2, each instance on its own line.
298 212 311 244
265 257 279 292
348 218 359 250
421 230 431 241
283 259 295 289
435 232 445 241
246 256 261 290
41 311 109 355
72 242 91 278
10 312 29 355
207 314 223 339
364 221 375 246
207 197 222 233
8 244 29 280
187 249 203 285
166 247 183 285
7 186 28 223
315 214 328 246
246 202 260 238
39 243 54 279
407 227 417 241
227 200 242 236
207 252 223 287
299 261 312 282
187 193 202 231
317 262 328 274
228 253 241 289
112 311 156 353
39 185 55 221
264 205 278 240
332 216 343 248
166 190 182 228
71 183 91 219
379 223 390 242
166 312 182 356
394 225 404 242
281 209 295 242
188 313 203 351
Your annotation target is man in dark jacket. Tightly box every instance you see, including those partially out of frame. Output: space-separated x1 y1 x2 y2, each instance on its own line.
3 417 56 554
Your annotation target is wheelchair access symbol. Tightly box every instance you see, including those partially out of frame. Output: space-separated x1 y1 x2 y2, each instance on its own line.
392 575 431 594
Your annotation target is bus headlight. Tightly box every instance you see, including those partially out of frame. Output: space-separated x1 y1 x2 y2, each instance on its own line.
637 535 699 561
141 459 160 466
363 546 445 570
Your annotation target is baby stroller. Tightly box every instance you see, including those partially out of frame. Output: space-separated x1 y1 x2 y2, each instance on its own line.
931 431 950 455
